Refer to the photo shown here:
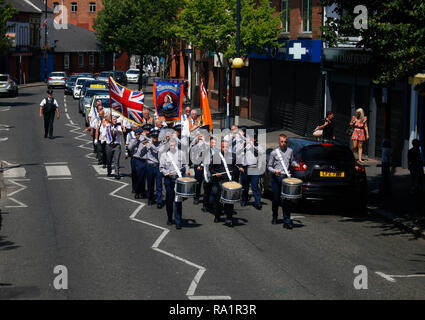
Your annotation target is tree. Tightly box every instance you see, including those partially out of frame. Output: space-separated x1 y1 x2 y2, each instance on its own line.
93 0 179 83
174 0 281 68
0 0 17 54
321 0 425 86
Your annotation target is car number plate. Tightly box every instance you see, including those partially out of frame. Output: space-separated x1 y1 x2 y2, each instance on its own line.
320 171 345 178
54 82 61 84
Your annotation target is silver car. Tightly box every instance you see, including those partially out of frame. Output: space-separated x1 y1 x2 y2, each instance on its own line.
97 71 113 83
73 77 95 99
126 69 140 83
85 94 122 127
0 74 18 97
48 71 68 88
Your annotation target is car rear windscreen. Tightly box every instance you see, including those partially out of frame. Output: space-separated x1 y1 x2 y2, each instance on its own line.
300 145 354 162
50 72 66 77
86 90 108 98
127 70 139 74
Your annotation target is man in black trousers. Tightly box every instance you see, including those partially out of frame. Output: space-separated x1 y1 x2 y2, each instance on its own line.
39 89 60 139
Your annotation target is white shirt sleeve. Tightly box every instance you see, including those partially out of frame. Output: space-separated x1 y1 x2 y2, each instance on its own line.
40 98 46 107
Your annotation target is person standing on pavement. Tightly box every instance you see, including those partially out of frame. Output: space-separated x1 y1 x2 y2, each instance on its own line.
267 134 299 229
408 139 424 194
39 89 60 139
160 138 190 229
316 111 335 140
146 128 164 208
240 132 264 210
350 108 369 162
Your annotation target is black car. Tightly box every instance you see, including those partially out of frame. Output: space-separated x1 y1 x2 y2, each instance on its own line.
112 70 127 86
263 138 367 210
64 75 79 95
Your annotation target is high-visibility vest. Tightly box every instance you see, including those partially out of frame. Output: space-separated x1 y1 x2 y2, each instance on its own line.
189 116 202 130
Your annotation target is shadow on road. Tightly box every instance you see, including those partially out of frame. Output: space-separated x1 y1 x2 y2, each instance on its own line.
0 235 20 251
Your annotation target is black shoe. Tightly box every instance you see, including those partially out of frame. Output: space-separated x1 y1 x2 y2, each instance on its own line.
214 218 220 223
193 198 200 205
240 201 247 207
98 160 102 165
141 194 147 199
175 224 182 230
253 204 262 210
131 190 135 194
135 194 140 199
225 220 234 228
115 174 120 180
44 133 47 138
157 203 164 209
271 219 277 225
201 206 208 213
167 220 173 225
102 164 107 169
283 223 293 230
148 200 153 206
107 173 113 177
49 136 53 139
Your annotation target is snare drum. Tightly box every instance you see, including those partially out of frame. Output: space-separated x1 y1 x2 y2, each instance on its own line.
220 181 242 204
175 177 197 197
281 178 303 200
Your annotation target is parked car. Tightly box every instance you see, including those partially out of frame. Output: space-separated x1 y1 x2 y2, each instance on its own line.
73 77 95 99
47 71 68 88
126 69 140 83
64 75 79 95
0 74 18 97
81 88 109 118
262 137 367 211
78 80 108 112
112 70 127 86
97 71 112 83
85 94 122 127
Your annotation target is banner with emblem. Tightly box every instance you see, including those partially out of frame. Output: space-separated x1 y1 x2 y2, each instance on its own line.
109 76 145 124
153 78 184 122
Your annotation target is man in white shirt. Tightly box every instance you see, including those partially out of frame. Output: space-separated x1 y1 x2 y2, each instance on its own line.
39 89 60 139
181 106 191 139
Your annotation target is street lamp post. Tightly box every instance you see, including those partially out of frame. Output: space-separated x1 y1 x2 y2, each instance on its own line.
44 0 48 82
233 0 242 126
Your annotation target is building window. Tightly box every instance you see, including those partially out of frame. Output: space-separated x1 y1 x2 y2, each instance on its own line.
99 54 105 67
78 53 84 67
64 54 70 69
53 2 59 12
281 0 290 32
280 0 290 32
89 2 96 13
71 2 77 12
89 54 94 67
302 0 312 33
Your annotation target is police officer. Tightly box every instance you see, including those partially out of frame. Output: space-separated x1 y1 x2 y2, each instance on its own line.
159 138 190 230
209 140 242 227
267 134 299 229
240 131 265 210
128 124 152 199
39 89 60 139
146 128 164 208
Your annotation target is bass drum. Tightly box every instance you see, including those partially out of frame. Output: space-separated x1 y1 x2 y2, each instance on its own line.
281 177 302 200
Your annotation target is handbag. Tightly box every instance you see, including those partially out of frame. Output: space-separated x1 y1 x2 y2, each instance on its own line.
313 126 323 137
345 125 354 136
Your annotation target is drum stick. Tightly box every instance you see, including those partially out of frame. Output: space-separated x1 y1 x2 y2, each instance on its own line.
212 172 227 177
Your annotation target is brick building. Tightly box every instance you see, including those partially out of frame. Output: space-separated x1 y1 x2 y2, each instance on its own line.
46 0 128 71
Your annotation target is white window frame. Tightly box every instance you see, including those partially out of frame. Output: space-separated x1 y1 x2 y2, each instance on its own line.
71 2 77 13
64 54 70 69
89 2 96 13
302 0 312 33
89 54 94 67
78 53 84 67
280 0 290 33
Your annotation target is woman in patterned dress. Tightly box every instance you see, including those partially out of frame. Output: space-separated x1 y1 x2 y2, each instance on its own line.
350 108 369 162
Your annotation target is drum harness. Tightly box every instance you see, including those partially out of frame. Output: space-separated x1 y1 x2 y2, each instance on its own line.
218 151 233 181
276 148 291 178
167 151 184 202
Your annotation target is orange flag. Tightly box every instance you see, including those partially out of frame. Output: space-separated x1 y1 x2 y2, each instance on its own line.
200 79 213 131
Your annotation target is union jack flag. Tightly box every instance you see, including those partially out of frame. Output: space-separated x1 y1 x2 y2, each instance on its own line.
109 76 145 124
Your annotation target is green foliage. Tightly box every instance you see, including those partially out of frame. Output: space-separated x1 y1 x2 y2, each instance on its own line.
0 0 17 54
321 0 425 85
174 0 281 67
93 0 179 58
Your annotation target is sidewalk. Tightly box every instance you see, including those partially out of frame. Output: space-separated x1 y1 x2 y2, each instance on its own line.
18 82 46 89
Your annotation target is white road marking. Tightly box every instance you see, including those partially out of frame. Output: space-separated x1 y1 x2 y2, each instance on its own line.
0 106 11 112
92 165 115 176
44 162 68 165
376 271 425 283
0 137 8 141
45 165 71 177
103 177 231 300
4 179 30 208
66 114 70 120
48 177 72 180
3 167 26 178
